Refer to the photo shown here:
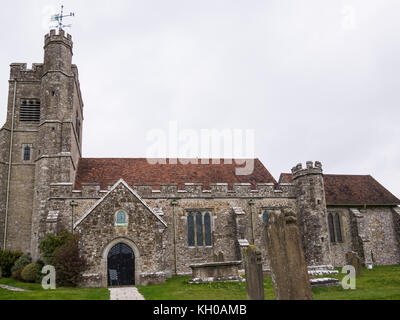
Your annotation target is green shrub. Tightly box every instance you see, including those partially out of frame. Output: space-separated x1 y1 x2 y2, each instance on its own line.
21 263 41 283
39 231 73 265
54 234 86 287
11 268 23 281
0 250 23 277
11 253 32 275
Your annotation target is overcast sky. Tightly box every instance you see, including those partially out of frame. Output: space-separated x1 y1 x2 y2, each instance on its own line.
0 0 399 198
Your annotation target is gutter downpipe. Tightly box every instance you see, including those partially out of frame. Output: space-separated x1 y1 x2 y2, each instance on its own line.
3 80 17 250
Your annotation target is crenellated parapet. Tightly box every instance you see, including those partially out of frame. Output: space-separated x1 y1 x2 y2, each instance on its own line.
44 29 73 50
50 181 297 200
9 63 43 81
291 161 323 180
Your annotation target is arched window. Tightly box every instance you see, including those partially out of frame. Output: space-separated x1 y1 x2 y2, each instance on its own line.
23 146 31 161
187 212 195 247
334 213 343 243
196 212 203 247
116 211 127 226
204 212 212 246
187 211 213 247
328 213 336 243
262 210 270 223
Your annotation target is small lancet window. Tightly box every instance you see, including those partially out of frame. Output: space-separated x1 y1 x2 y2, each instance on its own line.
204 212 212 246
262 210 270 223
196 212 203 247
116 211 127 226
187 212 195 247
334 213 343 243
328 213 336 243
23 146 31 161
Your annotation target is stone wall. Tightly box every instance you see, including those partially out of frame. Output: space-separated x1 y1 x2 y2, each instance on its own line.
292 162 332 266
75 183 168 287
364 207 400 265
327 208 354 266
48 180 296 280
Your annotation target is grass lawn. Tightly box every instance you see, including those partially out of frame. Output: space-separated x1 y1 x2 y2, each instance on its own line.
0 278 109 300
1 266 399 300
137 265 400 300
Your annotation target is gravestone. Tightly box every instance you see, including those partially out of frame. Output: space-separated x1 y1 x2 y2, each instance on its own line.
345 251 361 277
243 245 264 300
264 208 313 300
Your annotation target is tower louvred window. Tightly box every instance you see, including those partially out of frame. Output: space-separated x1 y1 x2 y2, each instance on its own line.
20 99 40 122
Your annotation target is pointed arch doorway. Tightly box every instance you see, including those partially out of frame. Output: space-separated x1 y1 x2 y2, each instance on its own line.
107 243 135 286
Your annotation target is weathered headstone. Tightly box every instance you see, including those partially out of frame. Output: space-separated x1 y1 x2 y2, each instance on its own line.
243 245 264 300
345 251 361 277
264 208 313 300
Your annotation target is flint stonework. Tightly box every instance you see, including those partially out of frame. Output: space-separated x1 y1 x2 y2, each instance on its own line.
0 29 399 288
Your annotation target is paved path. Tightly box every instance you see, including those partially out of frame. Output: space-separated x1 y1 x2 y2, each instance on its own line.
0 284 27 292
109 287 145 300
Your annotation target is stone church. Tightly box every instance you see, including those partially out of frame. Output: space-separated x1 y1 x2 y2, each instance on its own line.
0 30 399 287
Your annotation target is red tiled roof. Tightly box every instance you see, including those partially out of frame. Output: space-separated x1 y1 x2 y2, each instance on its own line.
74 158 277 190
278 173 400 205
279 173 294 184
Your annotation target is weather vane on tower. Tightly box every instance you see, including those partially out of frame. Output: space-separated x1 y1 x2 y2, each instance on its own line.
50 5 75 31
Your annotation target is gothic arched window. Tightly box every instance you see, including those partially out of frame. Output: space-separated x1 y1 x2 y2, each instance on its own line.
204 212 212 246
196 212 203 247
187 211 213 247
187 212 195 247
334 213 343 243
116 211 127 226
328 213 336 243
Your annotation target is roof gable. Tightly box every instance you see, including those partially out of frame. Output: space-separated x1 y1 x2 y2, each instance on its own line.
73 179 167 229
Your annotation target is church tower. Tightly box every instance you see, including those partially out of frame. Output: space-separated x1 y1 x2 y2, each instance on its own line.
0 29 83 258
292 161 332 266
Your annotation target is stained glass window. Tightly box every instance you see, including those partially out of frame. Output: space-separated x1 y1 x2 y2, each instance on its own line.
116 211 127 225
